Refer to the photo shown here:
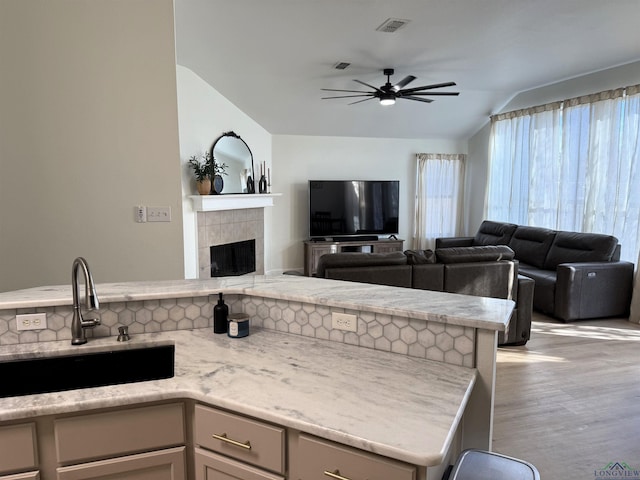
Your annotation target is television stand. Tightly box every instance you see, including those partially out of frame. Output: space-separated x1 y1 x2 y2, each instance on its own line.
303 238 404 277
331 235 379 242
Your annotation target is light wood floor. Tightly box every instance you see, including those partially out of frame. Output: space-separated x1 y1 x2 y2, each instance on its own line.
492 312 640 479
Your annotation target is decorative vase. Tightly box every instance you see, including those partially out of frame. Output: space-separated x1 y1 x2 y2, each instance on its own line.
258 174 267 194
212 174 224 195
196 179 211 195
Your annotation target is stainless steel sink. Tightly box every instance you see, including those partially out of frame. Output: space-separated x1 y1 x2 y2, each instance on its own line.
0 344 175 398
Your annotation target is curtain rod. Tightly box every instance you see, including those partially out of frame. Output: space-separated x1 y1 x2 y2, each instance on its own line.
490 83 640 122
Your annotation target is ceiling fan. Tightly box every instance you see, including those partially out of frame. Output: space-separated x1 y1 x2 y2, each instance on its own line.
321 68 459 106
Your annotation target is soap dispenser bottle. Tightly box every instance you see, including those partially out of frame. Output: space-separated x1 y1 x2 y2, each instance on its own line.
214 293 228 334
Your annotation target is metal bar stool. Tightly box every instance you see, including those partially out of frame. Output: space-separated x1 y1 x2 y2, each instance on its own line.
444 449 540 480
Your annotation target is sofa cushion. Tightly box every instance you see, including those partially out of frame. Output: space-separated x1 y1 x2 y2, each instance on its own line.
316 251 407 278
542 231 619 270
324 265 412 288
518 264 557 315
444 261 516 300
508 226 556 269
472 220 518 246
411 264 445 291
435 245 515 264
404 249 436 264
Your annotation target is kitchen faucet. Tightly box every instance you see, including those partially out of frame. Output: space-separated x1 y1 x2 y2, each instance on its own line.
71 257 101 345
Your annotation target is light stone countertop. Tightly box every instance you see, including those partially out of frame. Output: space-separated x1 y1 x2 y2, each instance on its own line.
0 327 476 467
0 275 512 331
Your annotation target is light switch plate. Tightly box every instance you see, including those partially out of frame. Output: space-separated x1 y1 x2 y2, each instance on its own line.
147 206 171 222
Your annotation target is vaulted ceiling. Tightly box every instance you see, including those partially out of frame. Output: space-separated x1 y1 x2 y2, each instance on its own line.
175 0 640 140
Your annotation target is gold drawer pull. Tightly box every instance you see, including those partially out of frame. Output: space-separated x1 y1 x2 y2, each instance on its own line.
324 470 351 480
212 432 252 450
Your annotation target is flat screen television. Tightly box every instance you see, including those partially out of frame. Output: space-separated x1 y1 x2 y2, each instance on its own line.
308 180 399 238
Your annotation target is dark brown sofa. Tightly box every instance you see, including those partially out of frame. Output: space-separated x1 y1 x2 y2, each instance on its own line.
436 220 635 321
316 246 534 346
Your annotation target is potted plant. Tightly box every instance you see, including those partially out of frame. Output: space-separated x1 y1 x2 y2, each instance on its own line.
188 152 213 195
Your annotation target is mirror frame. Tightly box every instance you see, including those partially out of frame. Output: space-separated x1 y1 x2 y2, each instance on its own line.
210 131 255 194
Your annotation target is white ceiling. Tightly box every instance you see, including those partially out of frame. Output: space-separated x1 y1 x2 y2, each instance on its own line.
174 0 640 141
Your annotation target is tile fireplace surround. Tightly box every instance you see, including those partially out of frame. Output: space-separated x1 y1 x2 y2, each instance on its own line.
197 208 264 278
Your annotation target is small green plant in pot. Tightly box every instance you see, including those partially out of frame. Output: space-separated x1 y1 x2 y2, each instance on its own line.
188 152 213 195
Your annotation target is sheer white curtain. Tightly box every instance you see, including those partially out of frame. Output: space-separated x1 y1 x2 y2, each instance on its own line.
487 85 640 263
487 104 562 224
413 153 465 250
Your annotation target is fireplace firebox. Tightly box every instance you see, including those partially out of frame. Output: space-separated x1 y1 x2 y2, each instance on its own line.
210 239 256 277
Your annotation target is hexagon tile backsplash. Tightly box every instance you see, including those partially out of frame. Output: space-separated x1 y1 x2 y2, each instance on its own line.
0 294 475 367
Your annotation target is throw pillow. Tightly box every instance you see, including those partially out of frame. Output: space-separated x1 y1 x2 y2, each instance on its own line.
404 249 436 264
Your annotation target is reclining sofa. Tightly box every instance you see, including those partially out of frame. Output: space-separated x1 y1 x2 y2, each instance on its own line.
316 246 534 346
436 220 634 321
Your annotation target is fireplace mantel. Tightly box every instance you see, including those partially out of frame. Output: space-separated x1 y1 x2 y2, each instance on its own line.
189 193 281 212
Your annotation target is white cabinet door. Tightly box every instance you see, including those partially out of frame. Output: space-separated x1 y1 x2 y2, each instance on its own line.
56 446 186 480
0 472 40 480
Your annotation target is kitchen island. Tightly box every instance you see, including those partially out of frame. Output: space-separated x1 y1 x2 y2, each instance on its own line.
0 275 513 479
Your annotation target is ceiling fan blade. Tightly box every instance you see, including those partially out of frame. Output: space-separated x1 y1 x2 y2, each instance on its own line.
321 88 374 94
400 81 457 94
322 72 458 107
392 75 416 91
348 97 376 105
321 94 375 100
404 91 460 96
353 79 384 93
402 96 434 103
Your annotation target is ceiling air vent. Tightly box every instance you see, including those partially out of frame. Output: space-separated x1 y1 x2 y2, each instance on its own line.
333 62 351 70
376 18 410 33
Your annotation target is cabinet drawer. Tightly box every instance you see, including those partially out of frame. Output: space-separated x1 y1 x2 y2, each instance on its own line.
0 423 37 474
194 405 285 474
296 434 416 480
55 403 185 464
194 447 284 480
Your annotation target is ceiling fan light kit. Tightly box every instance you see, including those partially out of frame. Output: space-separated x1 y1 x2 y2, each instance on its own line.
321 68 459 106
380 93 396 106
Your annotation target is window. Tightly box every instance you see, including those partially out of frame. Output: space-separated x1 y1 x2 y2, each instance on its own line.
414 154 465 250
487 86 640 262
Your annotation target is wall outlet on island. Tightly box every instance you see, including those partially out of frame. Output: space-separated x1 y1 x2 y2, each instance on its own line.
331 312 357 332
16 313 47 331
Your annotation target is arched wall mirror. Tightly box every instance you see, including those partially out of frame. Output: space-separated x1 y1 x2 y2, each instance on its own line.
210 131 255 194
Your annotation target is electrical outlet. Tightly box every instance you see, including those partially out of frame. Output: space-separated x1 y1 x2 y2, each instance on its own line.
16 313 47 331
147 206 171 222
135 205 147 223
331 312 357 332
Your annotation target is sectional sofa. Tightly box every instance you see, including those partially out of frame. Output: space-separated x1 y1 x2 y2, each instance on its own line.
436 221 634 321
316 246 534 346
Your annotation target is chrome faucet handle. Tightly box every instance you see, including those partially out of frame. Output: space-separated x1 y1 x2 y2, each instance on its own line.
81 311 101 327
117 326 130 342
81 316 101 328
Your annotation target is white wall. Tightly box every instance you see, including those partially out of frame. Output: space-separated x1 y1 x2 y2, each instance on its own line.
465 61 640 234
270 135 467 272
0 0 184 292
176 66 272 278
465 123 491 235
